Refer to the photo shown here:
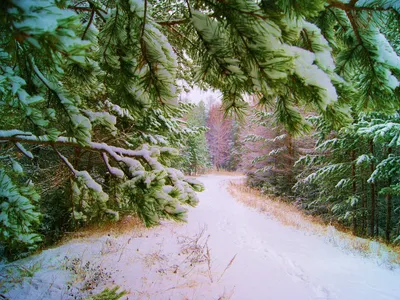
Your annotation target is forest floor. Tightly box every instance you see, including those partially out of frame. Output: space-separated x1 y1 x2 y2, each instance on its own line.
1 174 400 299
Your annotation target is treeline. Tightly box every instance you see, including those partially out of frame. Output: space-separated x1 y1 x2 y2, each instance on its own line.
178 99 242 174
239 108 400 244
191 100 400 244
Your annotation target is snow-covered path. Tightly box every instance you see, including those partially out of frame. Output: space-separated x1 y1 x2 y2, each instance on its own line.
3 175 400 299
189 175 400 300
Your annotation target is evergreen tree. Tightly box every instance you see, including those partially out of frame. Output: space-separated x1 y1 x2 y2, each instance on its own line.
178 101 211 175
225 119 243 171
244 109 313 196
295 113 400 242
206 103 232 169
2 0 400 255
0 0 205 256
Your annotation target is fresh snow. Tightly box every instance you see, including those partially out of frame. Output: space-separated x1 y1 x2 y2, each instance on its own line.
289 46 338 109
2 175 400 299
302 21 336 72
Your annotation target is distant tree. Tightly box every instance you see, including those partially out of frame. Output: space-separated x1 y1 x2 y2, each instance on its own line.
244 110 314 196
206 104 232 169
225 119 243 171
179 101 211 175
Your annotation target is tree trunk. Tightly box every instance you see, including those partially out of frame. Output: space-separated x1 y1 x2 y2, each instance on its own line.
376 194 379 237
385 147 393 242
287 133 294 187
361 179 367 236
369 140 375 237
351 150 357 234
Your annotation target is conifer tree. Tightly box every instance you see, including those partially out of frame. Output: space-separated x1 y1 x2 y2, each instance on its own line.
206 103 233 169
0 0 205 256
178 101 211 175
2 0 400 254
295 113 400 241
244 109 313 196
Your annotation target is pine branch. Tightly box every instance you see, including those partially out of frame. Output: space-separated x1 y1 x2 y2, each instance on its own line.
0 134 150 161
67 5 92 12
344 10 377 78
338 44 361 75
141 0 148 40
184 0 192 18
103 5 119 66
82 5 95 40
168 26 196 47
327 8 349 32
68 1 106 22
54 147 76 175
327 1 393 12
203 0 266 20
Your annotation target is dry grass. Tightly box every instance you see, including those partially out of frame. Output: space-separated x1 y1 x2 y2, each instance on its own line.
58 214 146 244
227 181 400 265
177 226 237 285
217 254 237 283
207 169 244 176
217 287 235 300
227 182 326 232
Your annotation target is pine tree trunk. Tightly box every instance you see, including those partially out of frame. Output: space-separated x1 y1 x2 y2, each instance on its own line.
70 147 82 226
369 140 375 237
351 150 357 234
376 194 379 237
385 147 393 242
361 179 367 236
287 133 294 188
385 184 392 242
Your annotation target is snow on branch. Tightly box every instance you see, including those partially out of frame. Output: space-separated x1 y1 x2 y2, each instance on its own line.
0 129 203 196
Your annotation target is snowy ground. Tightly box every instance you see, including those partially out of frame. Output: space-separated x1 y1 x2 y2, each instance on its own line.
2 175 400 299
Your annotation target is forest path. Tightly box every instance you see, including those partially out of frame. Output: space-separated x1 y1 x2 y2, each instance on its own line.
3 175 400 300
177 174 400 300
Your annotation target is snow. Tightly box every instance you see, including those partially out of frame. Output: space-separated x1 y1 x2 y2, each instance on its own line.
129 0 144 15
12 160 23 174
302 21 336 72
104 99 134 120
375 33 400 69
0 129 34 138
102 153 124 178
356 0 400 11
2 175 400 299
84 110 117 135
289 46 338 109
12 0 78 36
366 30 400 90
76 170 104 194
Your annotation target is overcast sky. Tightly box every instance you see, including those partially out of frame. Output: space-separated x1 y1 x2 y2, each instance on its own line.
180 86 222 104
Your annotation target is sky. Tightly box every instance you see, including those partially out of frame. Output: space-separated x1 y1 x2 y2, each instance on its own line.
180 86 222 104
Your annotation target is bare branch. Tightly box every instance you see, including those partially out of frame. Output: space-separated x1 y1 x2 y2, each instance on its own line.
53 146 76 175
